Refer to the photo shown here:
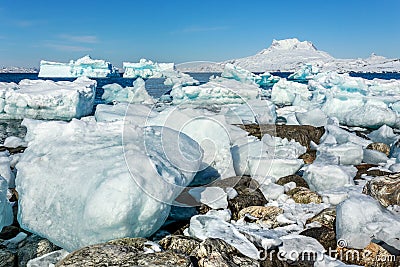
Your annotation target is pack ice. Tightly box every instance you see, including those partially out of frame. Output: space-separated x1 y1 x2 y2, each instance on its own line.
0 77 96 120
16 118 202 251
38 55 119 78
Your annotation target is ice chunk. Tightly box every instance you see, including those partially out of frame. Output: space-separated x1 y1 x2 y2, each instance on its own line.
367 125 398 144
0 153 14 187
95 103 157 125
279 234 325 261
259 183 285 200
0 176 12 231
123 59 174 78
164 71 199 87
317 143 363 165
188 187 228 209
321 124 372 147
102 78 155 104
336 193 400 250
288 64 320 81
221 63 279 87
363 149 389 164
303 163 356 192
171 76 261 106
3 136 27 148
0 77 96 120
220 99 276 124
27 249 69 267
39 55 119 78
271 79 311 106
187 214 260 259
16 119 203 251
295 108 328 127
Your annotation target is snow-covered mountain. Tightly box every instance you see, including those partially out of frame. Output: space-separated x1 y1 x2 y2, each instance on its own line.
177 38 400 73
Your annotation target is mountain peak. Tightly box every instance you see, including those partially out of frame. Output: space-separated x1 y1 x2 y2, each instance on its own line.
259 38 318 54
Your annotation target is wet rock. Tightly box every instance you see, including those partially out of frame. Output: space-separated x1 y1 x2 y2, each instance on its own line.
0 249 15 267
306 208 336 230
276 175 309 189
159 235 201 255
300 226 336 251
56 240 191 267
228 185 267 221
191 238 259 267
366 142 390 156
337 242 400 267
298 151 316 164
238 206 283 227
0 226 20 240
17 234 59 267
362 174 400 207
287 187 322 204
354 164 391 180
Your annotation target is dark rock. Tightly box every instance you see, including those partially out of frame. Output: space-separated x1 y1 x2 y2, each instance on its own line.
191 238 259 267
228 184 267 221
0 249 15 267
17 234 59 267
0 226 20 240
354 164 391 180
276 175 309 189
366 142 390 156
106 237 149 250
287 187 322 204
362 174 400 207
239 124 325 151
300 226 336 251
159 235 201 255
306 208 336 230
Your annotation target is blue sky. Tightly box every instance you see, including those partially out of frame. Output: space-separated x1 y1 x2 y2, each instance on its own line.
0 0 399 67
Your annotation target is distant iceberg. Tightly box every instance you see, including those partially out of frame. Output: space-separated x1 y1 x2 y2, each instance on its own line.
38 55 120 78
122 59 174 79
221 63 280 87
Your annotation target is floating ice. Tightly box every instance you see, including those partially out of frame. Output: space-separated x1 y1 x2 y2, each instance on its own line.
123 59 174 78
288 64 320 81
0 176 12 231
221 63 279 87
39 55 119 78
336 193 400 250
271 79 310 106
0 77 96 120
164 71 199 87
102 78 155 104
16 119 202 251
303 163 356 192
170 76 261 106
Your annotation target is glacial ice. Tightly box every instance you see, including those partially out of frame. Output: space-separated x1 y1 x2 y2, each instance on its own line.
288 64 320 81
221 63 279 87
123 59 174 79
0 176 13 231
38 55 119 78
16 118 203 251
271 79 310 106
0 77 96 120
336 193 400 250
303 163 357 192
170 76 261 106
102 78 155 104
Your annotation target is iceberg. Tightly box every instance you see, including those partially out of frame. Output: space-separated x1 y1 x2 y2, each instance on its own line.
16 118 202 251
221 63 279 87
287 64 319 81
122 59 174 79
0 77 96 120
38 55 119 78
0 176 13 232
171 76 261 106
101 78 155 104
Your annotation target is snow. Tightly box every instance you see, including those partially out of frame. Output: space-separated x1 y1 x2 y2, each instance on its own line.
38 55 119 78
0 176 12 232
303 163 357 192
336 193 400 250
0 77 96 120
102 78 155 104
170 76 261 106
181 38 400 73
123 59 174 78
16 118 203 251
